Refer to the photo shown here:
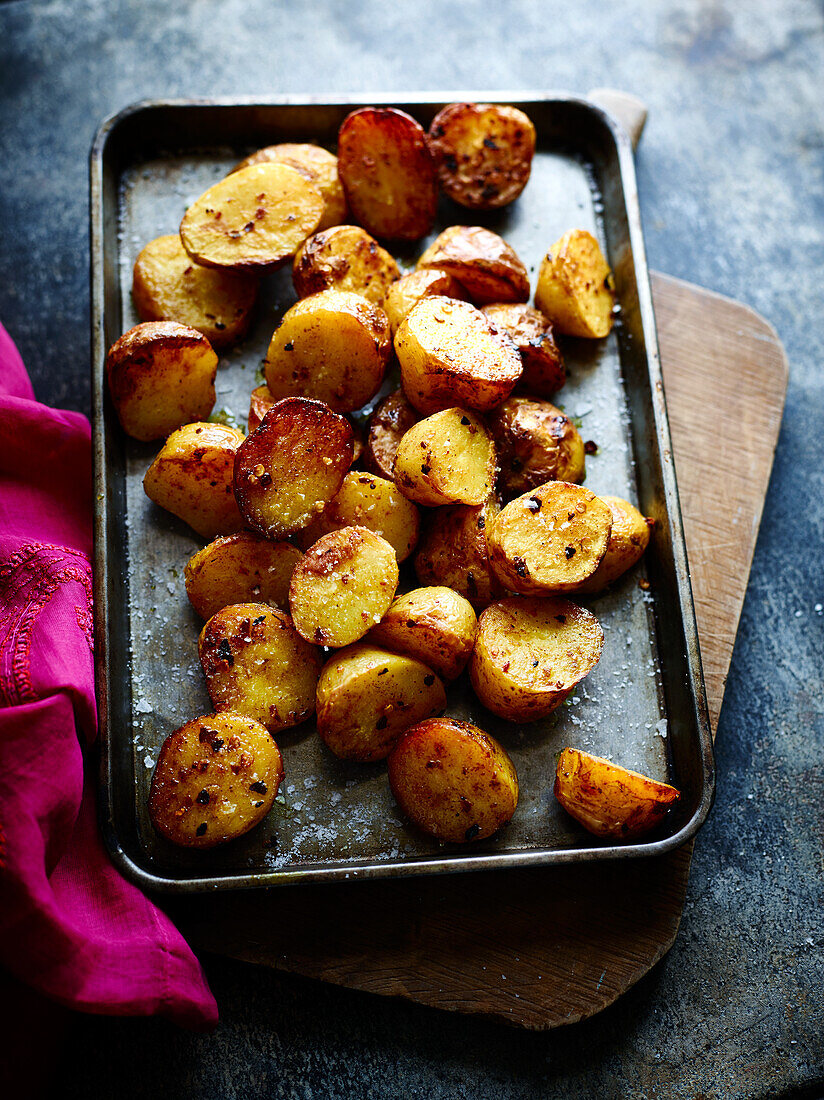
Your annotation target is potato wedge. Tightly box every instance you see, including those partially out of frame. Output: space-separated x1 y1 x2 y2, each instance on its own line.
488 483 613 595
469 597 603 721
105 321 217 442
554 748 680 839
233 397 353 539
382 268 469 336
232 143 347 231
292 224 400 304
416 226 529 304
395 297 522 415
482 303 566 396
393 407 497 507
427 102 536 209
414 499 509 608
534 229 614 338
249 384 363 463
367 586 477 680
199 603 322 732
316 644 446 762
363 389 419 480
388 717 519 842
570 497 652 594
148 711 284 849
289 526 399 646
488 397 585 499
264 289 391 413
179 163 323 271
184 532 303 620
337 107 438 240
143 421 245 538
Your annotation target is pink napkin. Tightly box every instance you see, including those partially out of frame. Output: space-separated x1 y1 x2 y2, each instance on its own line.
0 323 217 1028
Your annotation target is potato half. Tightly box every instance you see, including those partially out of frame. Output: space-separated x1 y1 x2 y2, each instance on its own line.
393 407 497 507
554 748 680 839
488 397 585 499
232 143 347 231
367 586 478 680
388 717 519 843
416 226 529 305
414 499 509 608
316 644 446 762
249 384 364 463
363 389 419 480
469 597 603 721
534 229 614 338
382 268 469 336
292 224 400 304
184 532 303 620
569 497 652 594
482 303 566 396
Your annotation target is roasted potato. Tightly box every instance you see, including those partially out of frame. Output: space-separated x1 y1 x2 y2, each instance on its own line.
199 603 322 732
395 297 522 415
264 289 391 413
105 321 218 442
393 407 497 507
388 717 519 842
184 532 303 620
534 229 614 338
143 421 245 538
427 102 536 209
367 586 477 680
292 224 400 304
148 711 284 849
249 384 363 462
337 107 438 240
469 597 603 721
482 303 566 396
232 143 347 231
488 396 585 499
414 499 509 608
316 644 446 762
382 268 469 336
363 389 419 480
554 748 680 839
179 163 323 271
570 497 652 594
416 226 529 305
488 483 613 595
289 526 399 646
233 397 353 539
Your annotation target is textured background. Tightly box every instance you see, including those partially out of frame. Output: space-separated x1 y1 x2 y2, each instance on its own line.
1 1 822 1097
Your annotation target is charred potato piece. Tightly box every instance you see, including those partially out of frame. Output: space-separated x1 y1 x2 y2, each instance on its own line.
105 322 217 442
414 499 508 609
570 497 652 594
148 711 284 849
535 229 614 338
249 384 363 462
316 644 446 762
179 163 323 271
143 421 245 538
393 407 497 507
554 748 680 839
232 143 347 231
184 532 303 620
482 303 565 396
265 289 391 413
470 597 603 721
233 397 353 539
367 586 477 680
416 226 529 305
388 717 519 843
427 102 536 209
293 225 400 304
337 107 438 240
289 526 399 646
488 483 613 595
199 603 322 732
395 297 522 415
382 268 469 336
488 397 585 499
364 389 419 480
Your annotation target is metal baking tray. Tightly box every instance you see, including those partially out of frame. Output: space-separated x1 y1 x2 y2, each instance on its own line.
91 94 714 893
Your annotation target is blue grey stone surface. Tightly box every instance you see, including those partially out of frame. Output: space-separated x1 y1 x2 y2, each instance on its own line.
0 1 822 1097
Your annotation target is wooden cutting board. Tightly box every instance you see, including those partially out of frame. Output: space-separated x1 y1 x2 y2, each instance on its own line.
172 272 787 1028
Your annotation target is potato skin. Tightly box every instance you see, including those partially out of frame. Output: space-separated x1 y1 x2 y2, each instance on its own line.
414 499 509 609
482 303 566 396
487 397 585 499
364 389 419 480
393 407 497 507
534 229 614 338
232 143 347 231
292 224 400 304
184 532 303 619
388 717 519 843
416 226 529 305
367 586 478 680
382 268 469 336
569 497 652 594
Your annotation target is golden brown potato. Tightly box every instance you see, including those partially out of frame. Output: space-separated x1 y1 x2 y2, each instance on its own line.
148 711 284 849
199 603 322 732
248 384 363 462
469 597 603 721
393 407 497 507
487 396 585 499
427 102 536 209
534 229 614 338
554 748 680 839
337 107 438 240
233 397 353 539
570 497 652 594
264 289 391 413
132 234 259 350
481 303 566 396
414 499 509 608
382 268 469 335
367 586 477 680
488 483 613 595
388 717 519 842
395 297 522 415
289 526 399 646
363 389 419 480
105 322 218 442
416 226 529 304
179 163 323 271
143 422 245 538
232 143 347 231
184 532 303 620
292 224 400 304
316 644 446 762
